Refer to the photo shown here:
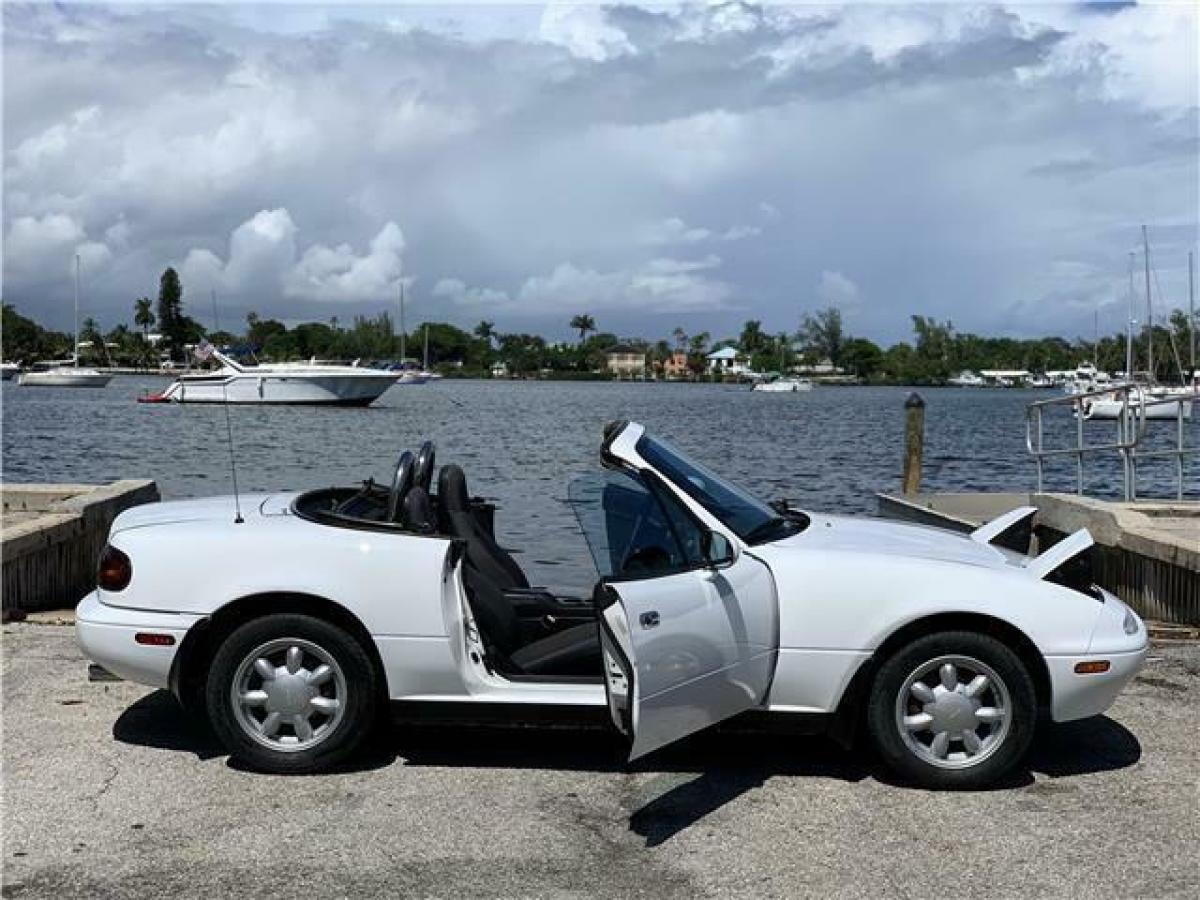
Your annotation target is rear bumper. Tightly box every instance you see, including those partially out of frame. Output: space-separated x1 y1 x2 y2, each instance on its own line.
75 591 203 689
1046 647 1148 722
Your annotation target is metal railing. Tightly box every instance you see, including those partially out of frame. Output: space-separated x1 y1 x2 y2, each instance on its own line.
1026 383 1197 501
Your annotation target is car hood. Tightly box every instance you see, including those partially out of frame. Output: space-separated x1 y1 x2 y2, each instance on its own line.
110 494 279 533
764 513 1025 571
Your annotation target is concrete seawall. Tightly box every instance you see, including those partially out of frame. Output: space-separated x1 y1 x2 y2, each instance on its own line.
877 491 1200 626
2 481 159 615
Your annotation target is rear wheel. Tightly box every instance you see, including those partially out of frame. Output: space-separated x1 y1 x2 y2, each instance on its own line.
205 614 378 774
867 630 1036 789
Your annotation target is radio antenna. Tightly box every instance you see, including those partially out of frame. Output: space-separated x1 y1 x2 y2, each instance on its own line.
211 289 243 524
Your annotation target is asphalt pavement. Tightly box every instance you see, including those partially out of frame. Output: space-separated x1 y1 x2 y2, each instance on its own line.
3 623 1198 899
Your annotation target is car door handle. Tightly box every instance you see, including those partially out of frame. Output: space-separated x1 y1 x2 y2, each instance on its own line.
639 611 660 629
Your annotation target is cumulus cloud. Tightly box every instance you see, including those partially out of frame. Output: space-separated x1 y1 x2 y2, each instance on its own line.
435 255 733 316
2 1 1196 342
181 209 405 303
815 270 861 309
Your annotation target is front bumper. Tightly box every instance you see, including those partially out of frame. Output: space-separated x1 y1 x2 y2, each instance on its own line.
75 591 203 689
1047 648 1148 722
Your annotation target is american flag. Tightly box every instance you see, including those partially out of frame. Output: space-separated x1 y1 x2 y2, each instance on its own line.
193 340 215 362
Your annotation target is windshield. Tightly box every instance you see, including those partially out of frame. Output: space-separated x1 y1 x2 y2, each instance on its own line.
636 433 796 543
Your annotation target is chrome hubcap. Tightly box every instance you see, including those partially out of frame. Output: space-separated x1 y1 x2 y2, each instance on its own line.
231 638 346 752
895 654 1010 770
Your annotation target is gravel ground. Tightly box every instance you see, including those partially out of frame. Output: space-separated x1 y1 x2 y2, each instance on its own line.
3 624 1198 899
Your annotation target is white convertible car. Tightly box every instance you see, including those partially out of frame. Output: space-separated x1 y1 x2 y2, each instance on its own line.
77 421 1147 788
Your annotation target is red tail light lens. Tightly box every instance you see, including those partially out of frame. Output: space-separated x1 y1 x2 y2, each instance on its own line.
97 545 132 592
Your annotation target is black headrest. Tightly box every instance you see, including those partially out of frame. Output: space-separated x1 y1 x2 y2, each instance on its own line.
414 441 436 491
387 450 415 522
438 464 469 513
400 487 436 534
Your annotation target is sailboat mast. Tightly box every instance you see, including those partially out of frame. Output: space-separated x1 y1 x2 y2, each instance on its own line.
1142 224 1153 382
1189 250 1196 378
423 324 429 370
398 282 406 362
1126 251 1135 381
74 253 80 368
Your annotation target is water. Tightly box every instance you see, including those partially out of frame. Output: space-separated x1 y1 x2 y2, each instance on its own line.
3 378 1195 592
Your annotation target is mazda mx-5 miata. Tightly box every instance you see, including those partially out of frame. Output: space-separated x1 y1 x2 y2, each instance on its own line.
77 421 1147 788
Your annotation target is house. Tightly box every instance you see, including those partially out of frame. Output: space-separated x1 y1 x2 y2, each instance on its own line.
606 345 647 379
706 346 751 377
663 351 689 380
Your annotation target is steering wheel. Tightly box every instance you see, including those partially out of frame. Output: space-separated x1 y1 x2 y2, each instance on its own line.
414 441 436 491
387 450 415 522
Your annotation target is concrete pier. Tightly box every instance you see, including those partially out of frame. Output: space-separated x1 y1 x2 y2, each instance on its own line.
878 491 1200 625
1 480 159 616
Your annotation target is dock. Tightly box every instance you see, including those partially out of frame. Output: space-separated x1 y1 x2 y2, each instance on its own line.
1 480 159 617
878 491 1200 625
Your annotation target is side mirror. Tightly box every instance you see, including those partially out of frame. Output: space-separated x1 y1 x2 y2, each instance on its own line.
701 529 735 568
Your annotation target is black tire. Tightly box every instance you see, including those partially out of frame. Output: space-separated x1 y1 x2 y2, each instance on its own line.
205 614 378 774
866 630 1036 790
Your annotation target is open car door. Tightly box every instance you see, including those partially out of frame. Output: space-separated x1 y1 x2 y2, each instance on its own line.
571 470 778 761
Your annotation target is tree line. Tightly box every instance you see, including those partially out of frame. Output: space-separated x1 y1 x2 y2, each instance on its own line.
2 267 1195 384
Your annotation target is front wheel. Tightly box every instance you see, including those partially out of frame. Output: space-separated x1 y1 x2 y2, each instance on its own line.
205 614 378 774
866 630 1036 789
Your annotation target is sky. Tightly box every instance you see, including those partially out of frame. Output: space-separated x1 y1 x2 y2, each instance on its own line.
2 1 1197 346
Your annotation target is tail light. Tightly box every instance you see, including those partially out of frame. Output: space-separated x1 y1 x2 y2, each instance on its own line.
97 544 132 592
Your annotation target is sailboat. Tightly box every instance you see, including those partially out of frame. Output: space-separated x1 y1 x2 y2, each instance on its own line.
1080 230 1191 421
418 324 443 381
393 283 429 385
19 256 113 388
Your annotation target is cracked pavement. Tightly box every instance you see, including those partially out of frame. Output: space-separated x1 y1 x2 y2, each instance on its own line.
3 624 1199 898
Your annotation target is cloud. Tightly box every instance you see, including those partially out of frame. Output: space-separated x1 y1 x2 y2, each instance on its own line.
2 1 1196 344
181 209 405 303
435 255 733 316
815 270 861 309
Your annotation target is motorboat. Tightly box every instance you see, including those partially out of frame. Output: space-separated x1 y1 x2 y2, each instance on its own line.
145 350 399 405
1062 362 1112 395
752 377 813 393
1 362 19 381
945 372 984 388
18 360 112 388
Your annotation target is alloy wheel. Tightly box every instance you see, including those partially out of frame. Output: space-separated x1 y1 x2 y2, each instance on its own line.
231 638 347 752
894 654 1011 770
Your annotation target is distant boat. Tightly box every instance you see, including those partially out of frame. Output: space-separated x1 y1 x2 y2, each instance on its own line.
19 360 112 388
948 370 985 387
1 362 19 381
145 350 398 405
1079 388 1192 421
752 377 813 393
18 255 112 389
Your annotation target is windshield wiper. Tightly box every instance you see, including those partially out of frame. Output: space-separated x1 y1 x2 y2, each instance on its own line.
743 515 794 544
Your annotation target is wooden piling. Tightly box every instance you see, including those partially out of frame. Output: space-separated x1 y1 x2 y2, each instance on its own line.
902 392 925 496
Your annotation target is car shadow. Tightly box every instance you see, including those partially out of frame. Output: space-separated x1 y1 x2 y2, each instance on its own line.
113 693 1141 845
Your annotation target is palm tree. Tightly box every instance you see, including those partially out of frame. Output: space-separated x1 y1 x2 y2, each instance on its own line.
672 327 687 352
570 314 596 343
133 297 155 340
474 320 496 346
739 319 765 353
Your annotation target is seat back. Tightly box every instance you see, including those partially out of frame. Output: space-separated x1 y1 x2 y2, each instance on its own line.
438 464 529 590
400 486 437 534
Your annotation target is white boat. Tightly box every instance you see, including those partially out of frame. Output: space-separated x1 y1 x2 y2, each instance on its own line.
1 362 19 381
752 377 813 393
1063 362 1112 395
148 350 398 405
394 370 430 385
18 255 112 389
948 370 984 387
1079 388 1192 422
19 360 112 388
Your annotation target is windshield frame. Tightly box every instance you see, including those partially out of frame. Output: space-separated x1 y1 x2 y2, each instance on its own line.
634 433 800 544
